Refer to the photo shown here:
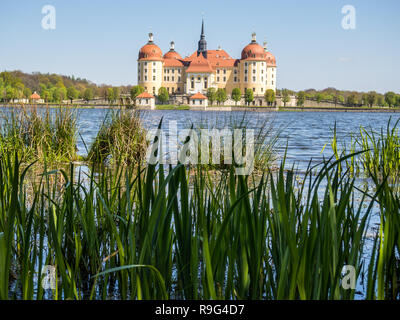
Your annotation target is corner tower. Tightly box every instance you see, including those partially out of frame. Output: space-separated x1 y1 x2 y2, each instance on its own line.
137 33 163 95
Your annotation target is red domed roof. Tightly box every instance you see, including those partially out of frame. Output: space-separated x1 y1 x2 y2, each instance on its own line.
138 43 163 61
30 92 40 100
241 42 267 60
265 51 276 66
163 50 182 60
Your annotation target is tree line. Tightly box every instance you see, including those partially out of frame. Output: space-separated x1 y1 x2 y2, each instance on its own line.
0 71 131 104
2 71 399 108
288 88 400 108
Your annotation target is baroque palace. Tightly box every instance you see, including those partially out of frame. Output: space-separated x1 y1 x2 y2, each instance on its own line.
137 20 277 100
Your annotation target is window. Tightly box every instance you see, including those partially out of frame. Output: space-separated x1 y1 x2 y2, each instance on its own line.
223 69 226 74
272 81 274 85
152 87 155 94
167 87 170 93
197 77 200 81
172 87 174 93
261 88 264 92
252 76 256 82
261 69 264 74
217 77 220 82
145 76 148 81
253 69 256 74
178 87 180 92
245 69 248 74
261 77 264 82
223 77 226 82
146 99 148 104
234 69 238 74
244 76 247 82
153 69 156 74
145 69 147 73
234 76 237 82
178 69 181 74
272 74 274 78
199 100 203 105
245 62 248 67
217 69 220 74
153 76 156 81
253 62 256 66
178 76 181 82
153 62 156 66
138 75 141 81
253 88 255 92
204 79 208 88
191 77 194 89
167 76 169 81
164 76 166 81
172 76 174 81
145 62 148 66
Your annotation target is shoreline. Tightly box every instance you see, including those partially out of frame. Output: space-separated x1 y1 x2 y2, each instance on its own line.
1 103 400 113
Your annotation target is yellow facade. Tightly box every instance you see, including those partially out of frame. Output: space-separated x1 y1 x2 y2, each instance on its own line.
138 27 277 98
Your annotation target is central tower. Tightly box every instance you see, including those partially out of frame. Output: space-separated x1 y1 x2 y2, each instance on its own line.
197 19 207 58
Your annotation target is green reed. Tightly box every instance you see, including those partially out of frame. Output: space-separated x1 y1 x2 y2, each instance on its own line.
187 111 280 173
0 106 78 163
86 109 148 166
325 118 400 300
0 118 399 300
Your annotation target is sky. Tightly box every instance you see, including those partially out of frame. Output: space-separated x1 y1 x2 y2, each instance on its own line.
0 0 399 93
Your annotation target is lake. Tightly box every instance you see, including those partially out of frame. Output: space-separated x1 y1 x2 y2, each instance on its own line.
76 109 400 170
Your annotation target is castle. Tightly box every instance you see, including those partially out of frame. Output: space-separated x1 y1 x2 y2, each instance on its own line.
137 20 277 99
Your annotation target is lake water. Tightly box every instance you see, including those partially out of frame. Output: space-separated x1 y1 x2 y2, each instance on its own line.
76 109 400 170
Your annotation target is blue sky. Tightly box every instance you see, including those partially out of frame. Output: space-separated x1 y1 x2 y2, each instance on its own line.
0 0 399 93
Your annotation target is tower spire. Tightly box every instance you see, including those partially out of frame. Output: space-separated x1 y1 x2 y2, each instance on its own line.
197 18 207 58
